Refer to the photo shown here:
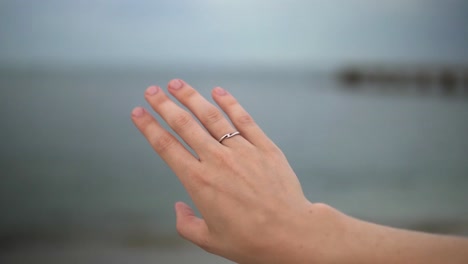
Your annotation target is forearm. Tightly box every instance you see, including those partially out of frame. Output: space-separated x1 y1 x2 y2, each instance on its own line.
339 214 468 264
269 203 468 264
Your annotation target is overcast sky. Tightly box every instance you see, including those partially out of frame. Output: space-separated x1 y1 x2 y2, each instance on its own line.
1 0 467 68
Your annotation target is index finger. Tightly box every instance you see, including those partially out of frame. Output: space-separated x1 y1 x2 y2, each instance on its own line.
131 106 202 191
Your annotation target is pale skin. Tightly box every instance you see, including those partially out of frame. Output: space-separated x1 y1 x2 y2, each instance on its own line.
131 79 468 264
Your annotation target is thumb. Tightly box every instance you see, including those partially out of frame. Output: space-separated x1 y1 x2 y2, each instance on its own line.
174 201 211 250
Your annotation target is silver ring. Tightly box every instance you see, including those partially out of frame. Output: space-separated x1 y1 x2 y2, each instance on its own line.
218 131 240 143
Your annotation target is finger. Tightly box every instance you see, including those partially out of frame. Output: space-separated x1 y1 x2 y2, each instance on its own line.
212 87 277 150
131 106 200 186
167 79 248 147
175 202 212 252
144 85 219 156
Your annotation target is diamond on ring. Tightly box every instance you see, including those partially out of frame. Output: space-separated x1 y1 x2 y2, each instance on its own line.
218 131 240 143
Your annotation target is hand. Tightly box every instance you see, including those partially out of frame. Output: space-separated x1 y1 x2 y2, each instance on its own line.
131 79 344 263
131 79 468 264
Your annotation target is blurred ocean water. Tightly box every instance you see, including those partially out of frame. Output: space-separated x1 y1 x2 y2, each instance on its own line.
1 67 468 250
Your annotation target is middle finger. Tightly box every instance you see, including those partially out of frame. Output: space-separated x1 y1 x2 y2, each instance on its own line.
144 85 218 157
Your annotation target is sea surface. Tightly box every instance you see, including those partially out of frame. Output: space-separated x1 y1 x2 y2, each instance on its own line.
0 67 467 262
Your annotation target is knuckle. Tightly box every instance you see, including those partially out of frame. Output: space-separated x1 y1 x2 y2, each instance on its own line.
183 87 198 99
203 107 224 125
138 117 153 134
172 113 193 129
236 113 255 126
225 97 239 107
207 145 226 159
150 133 177 153
210 148 237 170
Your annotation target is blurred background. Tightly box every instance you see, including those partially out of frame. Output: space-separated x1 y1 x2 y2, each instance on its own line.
1 0 467 263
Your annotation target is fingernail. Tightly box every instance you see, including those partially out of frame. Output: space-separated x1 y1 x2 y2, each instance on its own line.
214 86 227 95
146 86 159 95
132 107 144 117
169 79 183 90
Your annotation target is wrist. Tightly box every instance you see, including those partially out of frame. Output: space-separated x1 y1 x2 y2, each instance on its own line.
302 202 355 263
275 202 353 264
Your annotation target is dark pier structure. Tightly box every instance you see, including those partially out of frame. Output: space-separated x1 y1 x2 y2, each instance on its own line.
337 64 468 96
